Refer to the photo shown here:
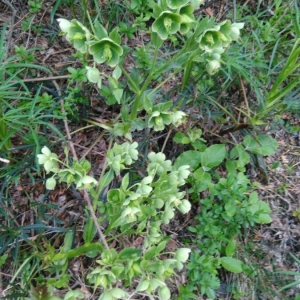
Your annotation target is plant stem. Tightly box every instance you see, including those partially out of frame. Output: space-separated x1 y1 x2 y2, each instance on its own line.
129 45 160 120
53 79 110 250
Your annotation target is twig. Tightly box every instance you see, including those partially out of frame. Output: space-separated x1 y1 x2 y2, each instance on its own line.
52 80 109 250
1 0 16 59
8 75 70 84
239 74 250 115
161 127 172 153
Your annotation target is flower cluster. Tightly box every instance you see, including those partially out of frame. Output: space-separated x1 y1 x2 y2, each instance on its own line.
151 0 204 40
148 101 186 131
57 19 123 75
106 142 139 175
106 151 191 246
37 146 97 190
198 20 244 74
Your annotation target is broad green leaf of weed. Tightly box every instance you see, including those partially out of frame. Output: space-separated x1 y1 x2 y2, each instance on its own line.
225 239 237 257
193 168 211 192
221 257 243 273
243 134 278 155
174 150 202 170
0 254 8 266
201 144 226 171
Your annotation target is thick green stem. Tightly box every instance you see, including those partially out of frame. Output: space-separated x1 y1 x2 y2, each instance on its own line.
53 242 104 261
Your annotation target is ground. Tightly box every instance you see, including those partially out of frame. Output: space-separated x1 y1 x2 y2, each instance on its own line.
0 0 300 299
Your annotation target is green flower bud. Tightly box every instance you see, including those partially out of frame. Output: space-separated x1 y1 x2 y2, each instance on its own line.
210 47 224 60
86 67 101 83
175 248 191 262
57 18 72 33
206 59 221 75
230 22 244 41
177 199 191 214
46 177 56 190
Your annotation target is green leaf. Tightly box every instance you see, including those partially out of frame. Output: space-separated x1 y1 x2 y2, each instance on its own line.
112 65 122 80
201 144 226 170
225 239 237 257
98 169 114 195
173 132 190 144
156 240 168 254
168 0 190 9
121 173 129 190
112 88 123 104
118 248 142 260
83 218 96 244
151 31 164 48
225 203 236 217
136 279 150 291
93 20 108 39
257 213 272 224
110 288 128 298
145 246 158 260
0 254 8 266
221 257 243 273
243 134 278 155
174 150 202 170
193 168 211 192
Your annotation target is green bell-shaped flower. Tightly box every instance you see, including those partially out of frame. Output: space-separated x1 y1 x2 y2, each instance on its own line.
152 11 182 40
148 110 172 131
171 111 186 127
89 38 123 67
218 20 232 47
37 146 59 174
178 4 195 34
58 18 91 53
198 27 223 53
167 0 189 9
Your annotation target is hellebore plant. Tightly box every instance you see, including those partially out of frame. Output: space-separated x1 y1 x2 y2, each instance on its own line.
38 141 193 300
45 2 247 299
